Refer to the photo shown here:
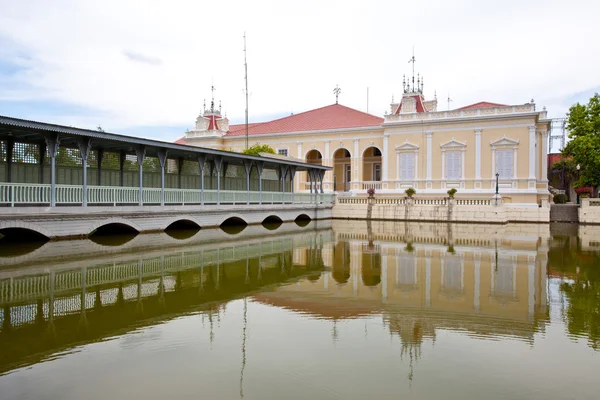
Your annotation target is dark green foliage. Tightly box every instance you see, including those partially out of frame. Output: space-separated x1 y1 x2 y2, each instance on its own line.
562 93 600 188
241 143 276 156
553 193 568 204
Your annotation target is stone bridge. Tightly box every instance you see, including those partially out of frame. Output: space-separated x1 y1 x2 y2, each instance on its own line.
0 203 332 240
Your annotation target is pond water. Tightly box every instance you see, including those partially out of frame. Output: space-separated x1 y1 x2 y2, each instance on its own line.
0 220 599 399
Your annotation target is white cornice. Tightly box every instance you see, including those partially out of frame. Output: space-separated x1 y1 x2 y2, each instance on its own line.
382 111 541 127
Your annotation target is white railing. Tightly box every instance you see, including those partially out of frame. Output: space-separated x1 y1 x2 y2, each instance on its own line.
336 196 492 206
0 183 334 207
361 181 383 190
383 104 536 123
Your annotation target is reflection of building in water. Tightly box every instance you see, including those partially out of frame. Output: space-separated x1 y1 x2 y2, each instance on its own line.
0 229 332 374
257 220 550 339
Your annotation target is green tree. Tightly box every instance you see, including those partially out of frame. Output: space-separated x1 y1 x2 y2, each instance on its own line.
241 143 276 156
562 93 600 188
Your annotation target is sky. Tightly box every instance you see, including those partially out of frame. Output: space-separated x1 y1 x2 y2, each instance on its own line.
1 0 599 144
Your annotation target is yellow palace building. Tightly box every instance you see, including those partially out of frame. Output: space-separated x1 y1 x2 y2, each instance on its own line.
177 77 551 207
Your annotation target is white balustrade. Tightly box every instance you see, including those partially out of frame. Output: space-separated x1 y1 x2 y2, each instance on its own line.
0 183 333 207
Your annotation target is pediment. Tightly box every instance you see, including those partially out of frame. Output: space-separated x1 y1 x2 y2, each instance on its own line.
440 138 466 149
490 136 519 147
395 141 419 151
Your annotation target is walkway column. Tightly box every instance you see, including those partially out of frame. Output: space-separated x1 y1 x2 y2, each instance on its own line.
39 141 46 184
256 161 263 205
353 139 359 186
97 148 104 186
157 149 168 207
45 135 60 207
119 150 126 187
6 138 13 183
528 126 536 180
243 160 252 205
198 154 206 206
289 166 296 203
319 170 325 194
214 156 222 205
280 165 286 204
177 157 184 189
136 146 146 206
77 138 92 207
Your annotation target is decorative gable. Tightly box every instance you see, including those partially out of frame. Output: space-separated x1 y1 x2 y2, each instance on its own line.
395 141 419 152
440 137 467 150
490 136 519 148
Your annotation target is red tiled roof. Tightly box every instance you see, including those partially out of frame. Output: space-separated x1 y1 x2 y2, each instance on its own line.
224 104 383 137
457 101 507 110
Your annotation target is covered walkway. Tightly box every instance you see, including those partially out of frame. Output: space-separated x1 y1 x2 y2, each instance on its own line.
0 116 330 207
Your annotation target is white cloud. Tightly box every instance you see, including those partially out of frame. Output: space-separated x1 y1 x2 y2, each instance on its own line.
0 0 599 139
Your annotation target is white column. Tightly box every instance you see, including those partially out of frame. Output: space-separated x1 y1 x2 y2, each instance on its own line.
426 132 433 182
475 129 482 180
297 142 302 158
541 131 548 182
353 139 359 183
382 135 389 182
461 149 466 180
441 150 446 180
396 152 401 181
528 126 536 179
513 147 518 180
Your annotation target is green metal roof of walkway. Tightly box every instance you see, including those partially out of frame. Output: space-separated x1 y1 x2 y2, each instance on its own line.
0 115 330 171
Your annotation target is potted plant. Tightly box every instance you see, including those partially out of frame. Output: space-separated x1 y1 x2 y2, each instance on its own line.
447 188 457 198
575 186 593 199
367 188 376 197
405 187 416 198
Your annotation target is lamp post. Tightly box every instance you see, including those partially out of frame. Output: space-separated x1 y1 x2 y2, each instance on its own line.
495 173 499 195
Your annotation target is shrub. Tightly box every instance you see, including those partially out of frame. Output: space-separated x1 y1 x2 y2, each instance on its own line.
553 194 567 204
367 188 375 196
242 143 276 156
405 187 416 197
447 188 457 198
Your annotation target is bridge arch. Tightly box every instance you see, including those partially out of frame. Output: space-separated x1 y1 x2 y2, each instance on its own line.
0 220 52 240
163 216 202 231
88 218 142 237
218 214 249 227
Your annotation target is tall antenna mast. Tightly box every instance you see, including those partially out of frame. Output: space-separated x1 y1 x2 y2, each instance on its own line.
244 32 249 150
408 47 416 92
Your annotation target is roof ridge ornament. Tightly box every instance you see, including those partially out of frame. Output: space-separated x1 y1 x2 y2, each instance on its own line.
333 85 341 104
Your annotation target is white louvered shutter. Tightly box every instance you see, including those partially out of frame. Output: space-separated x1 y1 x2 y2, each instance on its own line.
400 153 415 181
446 152 460 180
496 150 513 179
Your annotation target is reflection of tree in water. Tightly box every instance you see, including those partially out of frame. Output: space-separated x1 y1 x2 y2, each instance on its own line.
361 252 381 286
557 251 600 350
332 241 351 284
385 315 436 384
548 234 600 350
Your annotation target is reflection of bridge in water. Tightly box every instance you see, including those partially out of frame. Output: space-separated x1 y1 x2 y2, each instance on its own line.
0 223 333 374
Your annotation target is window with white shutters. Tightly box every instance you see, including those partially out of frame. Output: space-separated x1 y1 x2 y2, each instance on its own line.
445 152 461 180
400 153 415 181
496 150 513 179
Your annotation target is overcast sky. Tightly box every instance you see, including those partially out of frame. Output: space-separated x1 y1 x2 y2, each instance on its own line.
1 0 599 144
